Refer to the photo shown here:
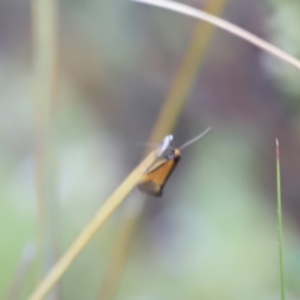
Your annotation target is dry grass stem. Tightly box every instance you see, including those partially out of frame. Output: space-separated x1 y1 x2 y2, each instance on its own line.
28 151 157 300
98 0 227 298
133 0 300 71
31 0 60 288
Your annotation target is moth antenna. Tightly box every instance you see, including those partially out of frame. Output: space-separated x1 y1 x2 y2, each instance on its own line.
179 127 211 150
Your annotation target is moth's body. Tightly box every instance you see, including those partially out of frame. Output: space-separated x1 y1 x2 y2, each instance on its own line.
138 148 181 196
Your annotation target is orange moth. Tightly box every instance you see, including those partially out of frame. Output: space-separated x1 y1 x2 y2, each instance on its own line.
138 127 211 196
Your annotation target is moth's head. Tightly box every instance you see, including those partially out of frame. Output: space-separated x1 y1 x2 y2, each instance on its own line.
164 148 181 160
158 134 173 156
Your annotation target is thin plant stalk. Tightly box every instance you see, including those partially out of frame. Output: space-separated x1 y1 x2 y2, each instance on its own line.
28 151 157 300
31 0 47 279
276 139 285 300
98 1 228 298
133 0 300 71
31 0 60 297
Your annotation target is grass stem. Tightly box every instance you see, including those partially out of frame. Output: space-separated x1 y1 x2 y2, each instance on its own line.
276 139 285 300
133 0 300 71
98 0 227 298
28 151 157 300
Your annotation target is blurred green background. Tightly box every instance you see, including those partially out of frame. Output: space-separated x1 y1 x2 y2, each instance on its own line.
2 0 300 299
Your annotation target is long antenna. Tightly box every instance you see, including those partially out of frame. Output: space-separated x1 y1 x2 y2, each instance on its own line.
179 127 211 150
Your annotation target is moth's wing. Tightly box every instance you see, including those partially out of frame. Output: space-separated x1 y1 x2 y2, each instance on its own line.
137 179 163 197
137 158 167 196
138 158 179 197
146 157 168 173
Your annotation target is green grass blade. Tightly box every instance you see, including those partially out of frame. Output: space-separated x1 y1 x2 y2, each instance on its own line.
276 139 285 300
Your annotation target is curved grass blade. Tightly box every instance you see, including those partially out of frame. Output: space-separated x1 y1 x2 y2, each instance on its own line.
133 0 300 71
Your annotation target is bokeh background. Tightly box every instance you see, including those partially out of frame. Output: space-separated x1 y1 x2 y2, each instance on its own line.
2 0 300 299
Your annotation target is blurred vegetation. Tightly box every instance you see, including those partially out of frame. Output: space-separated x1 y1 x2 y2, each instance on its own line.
266 0 300 99
1 0 300 299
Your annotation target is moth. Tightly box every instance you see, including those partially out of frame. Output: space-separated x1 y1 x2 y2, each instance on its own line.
138 127 211 196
